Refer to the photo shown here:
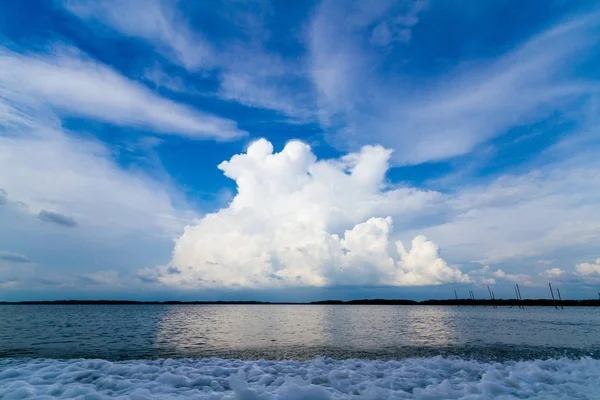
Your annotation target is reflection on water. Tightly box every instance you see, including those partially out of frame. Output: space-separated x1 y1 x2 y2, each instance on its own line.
404 307 457 346
155 305 462 353
155 305 329 354
0 305 599 360
155 305 462 355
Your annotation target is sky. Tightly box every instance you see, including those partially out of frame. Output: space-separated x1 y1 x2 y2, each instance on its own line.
1 0 600 301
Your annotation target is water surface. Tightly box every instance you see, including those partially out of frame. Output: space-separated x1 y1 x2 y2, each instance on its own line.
1 304 598 360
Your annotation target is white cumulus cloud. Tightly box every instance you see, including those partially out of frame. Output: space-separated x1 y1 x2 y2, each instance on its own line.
470 265 536 287
158 139 468 288
542 268 565 278
575 259 600 276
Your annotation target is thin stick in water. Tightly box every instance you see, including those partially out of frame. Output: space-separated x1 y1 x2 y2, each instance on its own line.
487 286 496 308
556 287 564 310
516 284 524 309
549 282 558 310
454 289 459 307
556 288 564 310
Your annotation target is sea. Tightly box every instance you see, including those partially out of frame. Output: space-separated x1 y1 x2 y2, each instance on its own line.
0 304 599 399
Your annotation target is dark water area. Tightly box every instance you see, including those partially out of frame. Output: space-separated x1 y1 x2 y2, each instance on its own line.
1 304 598 361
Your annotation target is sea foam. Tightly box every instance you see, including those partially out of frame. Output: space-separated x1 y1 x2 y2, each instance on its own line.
0 356 598 399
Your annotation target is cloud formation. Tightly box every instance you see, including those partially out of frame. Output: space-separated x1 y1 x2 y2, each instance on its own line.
370 0 428 47
0 46 245 140
37 210 78 228
308 3 600 164
0 251 30 263
63 0 214 70
0 127 193 234
417 159 600 266
158 139 468 288
63 0 313 121
543 268 565 278
575 259 600 276
469 265 537 287
2 1 600 298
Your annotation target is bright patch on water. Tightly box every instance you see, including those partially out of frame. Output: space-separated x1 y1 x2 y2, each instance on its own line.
0 356 598 399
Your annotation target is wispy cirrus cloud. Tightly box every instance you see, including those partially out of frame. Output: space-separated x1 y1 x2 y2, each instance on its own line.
63 0 214 70
0 70 198 278
411 155 600 270
0 46 245 140
0 126 194 234
61 0 600 162
216 49 314 121
308 2 600 164
0 84 198 295
370 0 428 47
62 0 315 121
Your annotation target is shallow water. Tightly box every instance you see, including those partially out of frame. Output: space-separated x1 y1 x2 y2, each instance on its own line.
1 304 598 360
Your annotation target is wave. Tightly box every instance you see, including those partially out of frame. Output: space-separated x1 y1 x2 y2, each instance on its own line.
1 356 598 399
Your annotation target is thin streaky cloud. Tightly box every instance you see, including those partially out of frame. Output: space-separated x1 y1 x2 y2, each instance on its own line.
0 46 246 140
63 0 214 70
63 0 315 121
308 4 600 164
0 251 31 263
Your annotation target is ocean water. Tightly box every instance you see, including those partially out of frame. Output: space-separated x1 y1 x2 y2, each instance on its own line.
1 305 599 398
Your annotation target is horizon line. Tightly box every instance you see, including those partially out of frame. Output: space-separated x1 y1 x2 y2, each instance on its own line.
2 298 600 306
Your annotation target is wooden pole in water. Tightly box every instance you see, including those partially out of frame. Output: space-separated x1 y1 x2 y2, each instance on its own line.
514 285 520 308
556 287 564 310
549 282 558 310
469 290 475 308
454 289 459 307
487 285 496 308
516 284 524 309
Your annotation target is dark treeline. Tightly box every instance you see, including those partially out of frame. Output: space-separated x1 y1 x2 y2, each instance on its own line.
1 298 599 306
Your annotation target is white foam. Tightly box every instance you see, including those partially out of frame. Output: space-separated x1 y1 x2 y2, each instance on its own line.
0 356 598 399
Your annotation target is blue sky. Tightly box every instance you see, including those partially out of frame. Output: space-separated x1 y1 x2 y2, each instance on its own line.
1 0 600 301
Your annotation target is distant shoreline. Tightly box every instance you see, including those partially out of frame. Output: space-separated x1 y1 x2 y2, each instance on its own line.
1 299 599 306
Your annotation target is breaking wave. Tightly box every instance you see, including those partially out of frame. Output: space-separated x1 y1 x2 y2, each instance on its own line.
1 356 598 399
